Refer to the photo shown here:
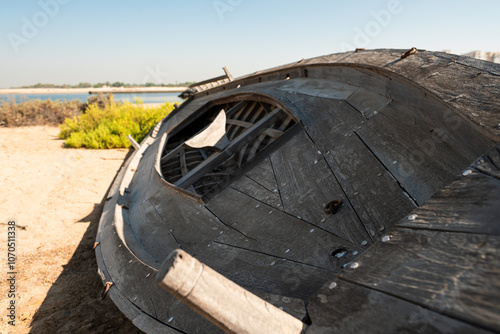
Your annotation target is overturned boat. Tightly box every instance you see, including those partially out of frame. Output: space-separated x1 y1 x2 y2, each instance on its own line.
96 49 500 333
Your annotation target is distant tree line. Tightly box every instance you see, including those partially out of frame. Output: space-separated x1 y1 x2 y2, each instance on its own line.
17 81 196 89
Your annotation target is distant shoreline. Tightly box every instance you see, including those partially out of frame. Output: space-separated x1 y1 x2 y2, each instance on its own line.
0 87 187 95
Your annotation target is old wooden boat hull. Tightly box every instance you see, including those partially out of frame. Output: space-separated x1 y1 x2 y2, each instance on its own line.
96 49 500 333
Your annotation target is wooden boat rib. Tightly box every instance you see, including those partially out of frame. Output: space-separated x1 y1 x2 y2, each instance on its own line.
96 49 500 333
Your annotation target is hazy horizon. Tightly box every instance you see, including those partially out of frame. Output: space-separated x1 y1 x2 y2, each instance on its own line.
1 0 499 88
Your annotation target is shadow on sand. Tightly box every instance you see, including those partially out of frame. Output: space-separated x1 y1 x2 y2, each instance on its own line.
29 150 143 334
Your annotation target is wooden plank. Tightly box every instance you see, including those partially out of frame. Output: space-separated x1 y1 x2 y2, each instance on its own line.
226 118 283 139
184 109 228 150
245 157 279 193
390 52 500 141
305 66 391 97
457 54 500 76
232 101 259 121
179 147 188 176
128 196 182 262
225 100 247 118
197 239 336 301
387 72 496 156
285 94 416 240
157 249 306 334
230 175 283 210
338 228 500 332
208 187 362 271
222 66 234 81
277 77 358 100
270 129 370 245
356 101 471 205
227 101 258 140
145 188 228 254
473 143 500 179
307 278 494 334
397 171 500 235
189 74 229 89
345 87 391 118
333 48 403 68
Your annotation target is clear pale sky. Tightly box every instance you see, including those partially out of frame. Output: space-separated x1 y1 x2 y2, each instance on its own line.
1 0 499 88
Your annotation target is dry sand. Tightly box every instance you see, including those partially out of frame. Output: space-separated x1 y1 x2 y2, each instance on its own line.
0 126 142 333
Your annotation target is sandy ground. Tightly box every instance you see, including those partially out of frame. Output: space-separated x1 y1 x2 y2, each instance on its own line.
0 126 142 333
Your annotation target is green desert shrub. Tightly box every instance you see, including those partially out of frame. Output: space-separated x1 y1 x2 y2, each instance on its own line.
0 98 83 126
59 101 175 149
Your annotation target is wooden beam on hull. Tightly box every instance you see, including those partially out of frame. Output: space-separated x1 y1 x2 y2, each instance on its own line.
157 249 307 334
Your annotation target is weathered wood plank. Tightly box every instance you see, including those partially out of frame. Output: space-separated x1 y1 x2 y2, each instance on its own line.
245 156 279 192
388 74 495 161
208 187 361 271
179 147 188 176
397 171 500 235
345 87 391 119
270 129 371 245
145 190 227 256
307 278 494 334
339 228 500 332
224 100 247 118
473 143 500 179
277 77 358 100
301 51 354 65
390 52 500 140
284 94 416 240
335 48 403 68
160 142 184 164
184 109 228 150
356 101 471 205
304 66 391 98
230 175 283 210
197 240 336 302
128 197 182 262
